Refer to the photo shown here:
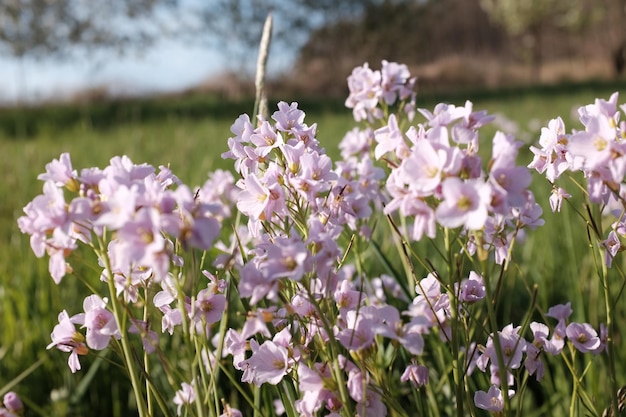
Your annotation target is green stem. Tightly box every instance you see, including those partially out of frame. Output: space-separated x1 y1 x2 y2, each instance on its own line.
97 238 149 417
600 253 619 417
143 293 153 416
443 228 464 417
253 385 262 417
481 263 511 415
306 287 354 416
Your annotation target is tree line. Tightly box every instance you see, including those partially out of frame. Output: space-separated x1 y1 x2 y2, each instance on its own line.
1 0 624 99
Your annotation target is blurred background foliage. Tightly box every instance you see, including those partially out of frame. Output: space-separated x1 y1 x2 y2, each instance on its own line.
1 0 626 103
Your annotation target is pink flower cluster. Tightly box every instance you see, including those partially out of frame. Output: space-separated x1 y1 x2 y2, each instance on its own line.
369 101 544 264
16 60 613 416
18 154 228 283
345 60 416 123
19 155 236 372
529 92 626 266
223 100 384 239
472 302 606 411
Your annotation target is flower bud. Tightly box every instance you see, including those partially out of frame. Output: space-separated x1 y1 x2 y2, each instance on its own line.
3 391 23 414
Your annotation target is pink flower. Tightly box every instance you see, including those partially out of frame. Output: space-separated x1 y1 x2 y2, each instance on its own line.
400 139 448 195
94 184 137 229
380 60 415 105
38 152 77 187
347 368 368 402
458 271 486 303
236 173 269 220
272 101 306 132
238 261 280 305
242 340 290 385
250 120 284 157
419 102 466 127
336 310 375 351
129 319 158 354
435 178 491 230
474 385 506 412
530 322 564 356
2 392 23 414
223 329 247 369
549 187 571 213
400 364 429 387
528 117 571 183
374 114 408 160
489 163 531 211
115 207 171 280
524 343 545 381
219 404 243 417
47 310 88 373
355 389 387 417
546 302 573 322
566 322 601 353
345 63 383 122
17 180 79 283
295 363 334 417
192 288 226 334
173 382 195 416
477 324 524 373
334 280 362 311
75 295 119 350
339 127 374 159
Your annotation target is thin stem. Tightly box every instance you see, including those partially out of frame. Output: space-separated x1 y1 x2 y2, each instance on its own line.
143 292 153 416
601 253 620 417
481 262 511 415
305 285 354 416
443 228 464 417
97 237 149 417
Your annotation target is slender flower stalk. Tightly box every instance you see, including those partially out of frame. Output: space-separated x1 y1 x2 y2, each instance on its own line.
97 239 150 417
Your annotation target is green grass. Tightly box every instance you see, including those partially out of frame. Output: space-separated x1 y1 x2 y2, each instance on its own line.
1 84 626 416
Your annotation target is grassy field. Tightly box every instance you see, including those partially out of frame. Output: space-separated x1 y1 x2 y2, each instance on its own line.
1 83 625 416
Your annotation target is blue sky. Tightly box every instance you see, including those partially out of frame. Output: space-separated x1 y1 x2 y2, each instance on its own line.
0 38 292 104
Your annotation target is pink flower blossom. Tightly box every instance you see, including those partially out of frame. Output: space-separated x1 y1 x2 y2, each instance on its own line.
272 101 306 132
192 288 226 335
219 404 243 417
74 295 119 350
129 319 158 354
345 63 383 122
242 340 290 385
173 382 195 416
566 322 601 353
38 152 77 187
47 310 88 373
336 309 376 351
236 173 270 220
2 392 23 415
374 114 408 160
458 271 486 303
546 302 573 322
295 363 334 417
474 385 506 412
400 364 429 387
435 178 491 230
549 187 571 213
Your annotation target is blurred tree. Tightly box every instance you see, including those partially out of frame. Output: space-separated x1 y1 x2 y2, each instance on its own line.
289 0 506 96
600 0 626 75
0 0 180 59
478 0 600 81
185 0 383 76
